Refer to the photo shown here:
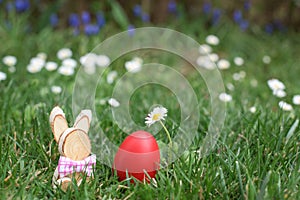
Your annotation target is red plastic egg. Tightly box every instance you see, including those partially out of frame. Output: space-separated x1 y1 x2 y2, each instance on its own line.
113 130 160 182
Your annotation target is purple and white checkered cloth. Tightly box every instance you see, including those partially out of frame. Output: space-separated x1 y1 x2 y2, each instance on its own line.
57 154 96 178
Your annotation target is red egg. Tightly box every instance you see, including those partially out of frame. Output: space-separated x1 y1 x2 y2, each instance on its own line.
113 130 160 182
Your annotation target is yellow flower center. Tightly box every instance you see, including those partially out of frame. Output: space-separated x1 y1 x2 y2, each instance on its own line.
152 113 161 121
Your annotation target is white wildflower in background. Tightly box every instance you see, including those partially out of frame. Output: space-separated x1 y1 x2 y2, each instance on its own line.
226 83 235 91
239 71 246 78
0 71 7 81
217 59 230 70
3 55 17 67
219 93 232 102
57 48 72 60
196 56 216 70
250 79 258 87
273 89 286 98
62 58 77 68
279 101 293 111
145 106 168 127
107 71 118 84
37 52 47 60
80 53 97 68
125 57 143 73
267 79 285 91
30 57 45 68
233 73 241 81
108 98 120 107
249 106 257 113
8 66 16 73
262 55 271 64
208 53 219 62
99 99 107 105
96 55 110 67
199 44 212 54
234 57 244 66
58 66 74 76
292 95 300 105
45 61 58 71
51 86 62 94
27 62 43 73
205 35 219 46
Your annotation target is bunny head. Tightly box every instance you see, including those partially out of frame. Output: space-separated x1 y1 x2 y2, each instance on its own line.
49 106 92 161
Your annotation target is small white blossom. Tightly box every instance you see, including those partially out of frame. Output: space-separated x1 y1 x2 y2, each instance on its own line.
27 63 43 73
239 71 246 78
107 71 118 84
196 56 216 70
233 73 241 81
226 83 235 91
62 58 77 68
57 48 72 60
217 59 230 70
250 79 258 87
30 57 45 68
125 57 143 73
3 55 17 67
145 106 168 127
234 57 244 66
249 106 256 113
219 93 232 102
80 53 97 68
205 35 219 46
208 53 219 62
292 95 300 105
267 79 285 91
0 71 7 81
108 98 120 107
96 55 110 67
45 61 58 71
58 66 74 76
273 89 286 98
262 55 271 64
8 66 16 73
279 101 293 111
199 44 212 54
51 86 62 94
37 52 47 60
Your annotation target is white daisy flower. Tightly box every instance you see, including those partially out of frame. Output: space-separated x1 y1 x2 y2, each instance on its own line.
8 66 16 73
99 99 107 105
196 56 215 70
199 44 212 54
0 71 7 81
3 55 17 67
234 57 244 66
51 85 62 94
249 106 257 113
262 55 271 64
125 57 143 73
145 106 168 127
58 66 74 76
45 61 58 71
80 53 97 68
107 71 118 84
233 73 241 81
219 93 232 102
62 58 77 68
37 52 47 60
108 98 120 107
208 53 219 62
239 71 246 78
226 83 235 91
279 101 293 111
217 59 230 70
292 95 300 105
27 63 43 73
273 89 286 98
30 57 45 68
250 79 258 87
267 79 285 91
57 48 72 60
205 35 219 46
96 55 110 67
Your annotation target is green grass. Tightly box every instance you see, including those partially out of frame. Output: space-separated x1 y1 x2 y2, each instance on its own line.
1 21 300 199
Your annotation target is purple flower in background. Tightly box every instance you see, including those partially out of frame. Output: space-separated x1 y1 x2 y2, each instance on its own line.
15 0 30 13
6 2 14 12
141 13 150 22
96 12 106 28
239 20 249 31
133 4 142 17
265 23 273 34
244 0 251 11
50 13 59 27
233 10 243 23
84 24 100 36
128 24 135 37
81 11 91 24
0 0 3 4
69 13 80 27
212 9 221 25
202 2 212 14
273 20 286 32
168 0 177 13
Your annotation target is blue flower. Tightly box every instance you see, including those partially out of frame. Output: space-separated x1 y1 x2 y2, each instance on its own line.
273 20 286 32
128 24 135 37
239 20 249 31
212 9 222 25
244 0 251 11
233 10 243 23
15 0 30 13
202 2 211 14
84 24 100 36
50 13 59 27
141 13 150 22
69 13 80 27
81 11 91 24
168 0 177 13
96 12 106 28
133 4 142 17
265 23 273 34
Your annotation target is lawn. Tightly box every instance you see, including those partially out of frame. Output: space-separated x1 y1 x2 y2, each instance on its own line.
0 20 300 199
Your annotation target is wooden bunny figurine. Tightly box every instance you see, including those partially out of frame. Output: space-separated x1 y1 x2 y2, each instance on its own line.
49 106 96 191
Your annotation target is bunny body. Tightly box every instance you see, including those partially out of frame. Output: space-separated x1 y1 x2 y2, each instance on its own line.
49 106 96 190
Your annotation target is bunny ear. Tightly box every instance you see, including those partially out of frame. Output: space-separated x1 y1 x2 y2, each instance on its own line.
50 106 69 143
73 110 92 133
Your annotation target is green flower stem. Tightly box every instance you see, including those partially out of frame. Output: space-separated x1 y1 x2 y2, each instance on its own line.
159 120 172 147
